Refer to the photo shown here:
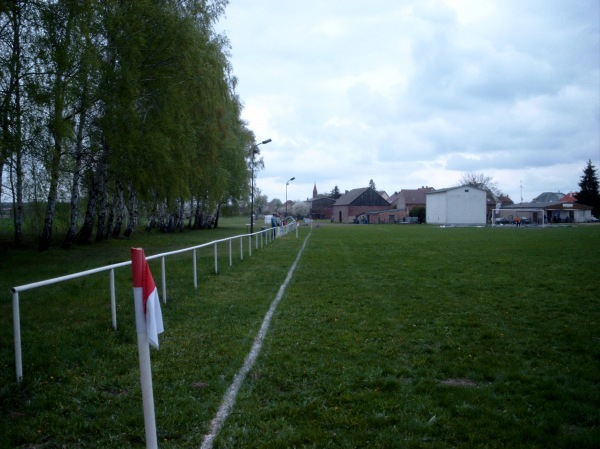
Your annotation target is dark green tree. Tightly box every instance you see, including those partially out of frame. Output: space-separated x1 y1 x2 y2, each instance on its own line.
409 206 426 224
330 185 341 199
369 179 376 190
576 159 600 217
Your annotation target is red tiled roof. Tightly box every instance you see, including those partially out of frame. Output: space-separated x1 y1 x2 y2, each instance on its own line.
560 192 577 203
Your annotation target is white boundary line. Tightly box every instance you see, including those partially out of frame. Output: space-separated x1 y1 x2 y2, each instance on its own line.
200 232 311 449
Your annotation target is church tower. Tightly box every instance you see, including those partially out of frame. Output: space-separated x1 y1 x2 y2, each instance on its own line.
313 183 318 199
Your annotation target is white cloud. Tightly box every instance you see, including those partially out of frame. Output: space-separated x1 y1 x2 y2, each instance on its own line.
218 0 600 204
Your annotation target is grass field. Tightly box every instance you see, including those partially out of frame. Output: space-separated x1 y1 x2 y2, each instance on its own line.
1 223 599 448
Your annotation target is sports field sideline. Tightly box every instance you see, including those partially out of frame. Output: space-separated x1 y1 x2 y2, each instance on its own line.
1 224 599 448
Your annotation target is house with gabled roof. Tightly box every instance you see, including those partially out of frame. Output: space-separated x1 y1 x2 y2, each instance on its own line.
332 187 390 223
560 192 577 203
391 187 434 212
533 192 564 203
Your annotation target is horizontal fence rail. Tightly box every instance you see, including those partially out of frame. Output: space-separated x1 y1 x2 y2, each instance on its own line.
9 221 298 383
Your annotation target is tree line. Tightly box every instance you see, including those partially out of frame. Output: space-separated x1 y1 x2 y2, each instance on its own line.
1 0 257 250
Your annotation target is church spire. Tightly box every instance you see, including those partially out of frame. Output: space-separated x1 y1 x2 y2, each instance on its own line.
313 183 318 199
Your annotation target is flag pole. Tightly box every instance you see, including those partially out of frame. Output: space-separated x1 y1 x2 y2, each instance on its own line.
131 248 159 449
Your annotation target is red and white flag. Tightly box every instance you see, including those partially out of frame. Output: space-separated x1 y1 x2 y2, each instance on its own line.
131 248 164 349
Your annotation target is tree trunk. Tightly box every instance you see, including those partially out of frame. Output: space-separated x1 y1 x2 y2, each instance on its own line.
111 180 125 238
192 197 202 230
158 201 168 232
214 203 221 229
76 170 97 244
63 95 88 249
95 142 109 241
38 5 76 251
187 197 194 229
2 2 25 245
176 198 185 232
13 147 23 245
38 140 62 251
124 186 137 237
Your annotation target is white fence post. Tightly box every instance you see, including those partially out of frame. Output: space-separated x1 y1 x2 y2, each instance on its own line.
12 291 22 383
214 242 218 274
110 269 117 330
161 257 166 303
249 235 252 257
240 236 243 260
193 248 198 289
229 239 233 267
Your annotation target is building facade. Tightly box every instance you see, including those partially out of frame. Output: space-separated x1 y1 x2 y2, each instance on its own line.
426 186 487 225
332 187 391 223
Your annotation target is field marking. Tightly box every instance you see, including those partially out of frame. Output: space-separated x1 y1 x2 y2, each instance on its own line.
200 231 311 449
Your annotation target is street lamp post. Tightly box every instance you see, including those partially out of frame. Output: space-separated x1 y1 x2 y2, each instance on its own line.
285 177 295 218
250 138 271 234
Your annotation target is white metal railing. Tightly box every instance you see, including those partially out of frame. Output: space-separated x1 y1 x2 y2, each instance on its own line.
9 221 298 383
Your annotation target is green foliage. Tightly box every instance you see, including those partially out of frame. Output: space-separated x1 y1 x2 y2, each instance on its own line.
409 205 426 223
0 0 253 247
1 225 599 447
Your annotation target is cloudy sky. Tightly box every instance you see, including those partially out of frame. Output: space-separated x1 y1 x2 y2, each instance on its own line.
217 0 599 204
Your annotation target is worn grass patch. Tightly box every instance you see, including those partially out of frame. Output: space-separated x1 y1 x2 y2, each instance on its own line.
1 224 599 448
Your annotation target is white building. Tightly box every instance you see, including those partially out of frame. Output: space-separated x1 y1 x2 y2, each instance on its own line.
426 186 487 225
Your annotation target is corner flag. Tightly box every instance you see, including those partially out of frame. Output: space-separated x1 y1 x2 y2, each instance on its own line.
131 248 164 349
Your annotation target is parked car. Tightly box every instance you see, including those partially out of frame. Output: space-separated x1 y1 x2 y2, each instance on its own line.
494 217 510 225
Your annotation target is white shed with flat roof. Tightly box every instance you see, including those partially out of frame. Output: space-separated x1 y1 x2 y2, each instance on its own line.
426 186 487 225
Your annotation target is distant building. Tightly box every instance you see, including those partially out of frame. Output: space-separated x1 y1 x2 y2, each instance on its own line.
533 192 564 203
497 201 593 224
391 187 434 213
426 186 487 225
310 197 335 220
560 192 577 203
332 187 391 223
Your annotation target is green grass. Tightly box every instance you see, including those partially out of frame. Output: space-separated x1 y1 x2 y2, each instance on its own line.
1 223 599 448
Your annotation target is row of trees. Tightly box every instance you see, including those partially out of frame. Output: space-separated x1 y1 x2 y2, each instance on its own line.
1 0 257 250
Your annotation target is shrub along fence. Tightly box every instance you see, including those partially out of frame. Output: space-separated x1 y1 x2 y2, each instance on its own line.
9 222 299 383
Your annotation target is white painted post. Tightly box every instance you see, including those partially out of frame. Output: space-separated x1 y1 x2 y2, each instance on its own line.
110 269 117 330
214 242 218 274
12 291 22 383
255 232 258 250
229 239 232 267
193 248 198 289
161 257 166 303
249 235 252 257
240 236 243 260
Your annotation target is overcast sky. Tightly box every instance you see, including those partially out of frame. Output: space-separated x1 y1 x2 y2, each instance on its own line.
217 0 600 204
